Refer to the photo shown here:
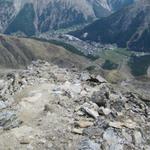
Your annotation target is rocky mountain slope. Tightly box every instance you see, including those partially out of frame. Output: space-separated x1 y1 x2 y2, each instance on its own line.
72 0 150 52
0 0 110 35
0 0 135 36
0 34 91 69
0 60 149 149
107 0 136 11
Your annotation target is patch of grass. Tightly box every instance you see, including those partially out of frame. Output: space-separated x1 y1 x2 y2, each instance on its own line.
100 48 132 64
128 55 150 76
102 60 118 70
106 70 125 83
86 65 96 71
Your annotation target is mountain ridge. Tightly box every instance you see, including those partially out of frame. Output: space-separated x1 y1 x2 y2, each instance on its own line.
0 0 136 35
0 34 91 69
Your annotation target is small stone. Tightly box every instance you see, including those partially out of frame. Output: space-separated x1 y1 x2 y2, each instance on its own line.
39 138 47 144
78 138 100 150
109 119 136 129
44 104 51 112
0 101 7 110
109 121 123 129
125 103 130 110
91 91 108 107
82 107 99 119
99 107 111 115
96 75 107 83
0 80 5 90
71 83 82 94
20 137 30 144
80 72 90 81
83 126 104 137
117 112 123 116
75 120 94 128
47 143 53 148
76 110 85 116
0 111 22 130
133 131 142 145
103 129 123 150
80 90 87 96
27 144 34 150
122 129 132 142
112 100 125 112
124 119 137 129
72 128 83 135
109 93 120 101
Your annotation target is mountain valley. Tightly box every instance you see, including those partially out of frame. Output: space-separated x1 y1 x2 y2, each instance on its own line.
0 0 149 150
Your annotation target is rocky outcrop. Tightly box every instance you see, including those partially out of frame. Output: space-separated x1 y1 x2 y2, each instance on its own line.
0 60 149 149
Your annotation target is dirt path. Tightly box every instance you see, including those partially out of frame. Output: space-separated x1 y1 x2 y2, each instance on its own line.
0 82 83 150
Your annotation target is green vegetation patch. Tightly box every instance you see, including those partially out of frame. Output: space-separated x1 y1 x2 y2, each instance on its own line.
85 65 96 71
100 48 132 64
128 55 150 76
102 60 118 70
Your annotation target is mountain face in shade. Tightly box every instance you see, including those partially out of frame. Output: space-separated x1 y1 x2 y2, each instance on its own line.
107 0 136 11
72 0 150 52
0 0 15 32
0 0 135 36
5 3 36 36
